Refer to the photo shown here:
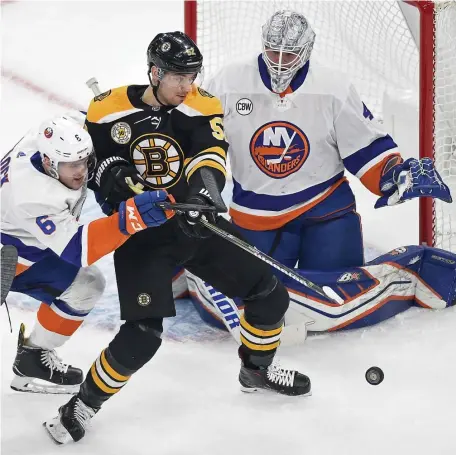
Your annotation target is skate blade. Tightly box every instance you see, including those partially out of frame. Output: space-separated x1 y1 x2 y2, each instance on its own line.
240 385 312 397
43 418 73 445
11 375 80 395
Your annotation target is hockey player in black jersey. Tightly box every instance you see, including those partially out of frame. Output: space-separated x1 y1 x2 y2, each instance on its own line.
44 31 311 445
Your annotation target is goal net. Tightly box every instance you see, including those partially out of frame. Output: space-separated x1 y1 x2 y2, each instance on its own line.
185 0 456 251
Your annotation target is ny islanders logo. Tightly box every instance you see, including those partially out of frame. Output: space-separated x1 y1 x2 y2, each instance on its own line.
250 121 310 178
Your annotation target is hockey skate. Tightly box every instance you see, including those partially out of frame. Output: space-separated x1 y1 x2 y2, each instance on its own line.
11 323 83 394
44 394 98 444
239 361 311 397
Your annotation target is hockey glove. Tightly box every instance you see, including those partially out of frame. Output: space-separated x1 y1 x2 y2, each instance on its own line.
96 157 147 207
375 157 452 208
177 194 219 239
118 190 174 235
178 167 228 239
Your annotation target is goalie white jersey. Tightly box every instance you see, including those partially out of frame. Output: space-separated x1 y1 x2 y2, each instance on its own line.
0 129 87 271
205 56 399 230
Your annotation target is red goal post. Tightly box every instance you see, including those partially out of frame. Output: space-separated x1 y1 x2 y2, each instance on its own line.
185 0 456 251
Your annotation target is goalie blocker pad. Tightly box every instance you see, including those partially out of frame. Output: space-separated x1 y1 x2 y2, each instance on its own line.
183 245 456 333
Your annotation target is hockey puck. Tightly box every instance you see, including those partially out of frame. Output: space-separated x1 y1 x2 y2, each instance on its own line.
365 366 384 385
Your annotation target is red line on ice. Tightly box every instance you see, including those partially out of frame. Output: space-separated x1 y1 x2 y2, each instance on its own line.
1 69 83 111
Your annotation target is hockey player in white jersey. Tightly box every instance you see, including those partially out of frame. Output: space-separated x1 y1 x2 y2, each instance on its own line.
0 114 173 393
205 10 451 274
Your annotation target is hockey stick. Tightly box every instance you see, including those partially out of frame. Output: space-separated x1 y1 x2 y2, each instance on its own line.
86 77 102 96
1 245 18 305
125 179 221 214
197 218 344 304
267 131 296 165
157 201 218 213
125 179 343 304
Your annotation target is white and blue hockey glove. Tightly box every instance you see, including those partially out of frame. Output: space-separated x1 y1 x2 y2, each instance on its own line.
375 157 452 209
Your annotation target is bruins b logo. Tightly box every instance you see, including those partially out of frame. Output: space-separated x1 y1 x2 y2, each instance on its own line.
131 133 184 189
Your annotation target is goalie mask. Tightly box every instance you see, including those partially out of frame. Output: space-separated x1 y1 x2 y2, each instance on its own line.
262 10 316 93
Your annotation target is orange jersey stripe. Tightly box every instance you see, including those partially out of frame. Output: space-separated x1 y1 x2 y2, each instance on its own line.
15 262 30 276
360 153 401 195
86 213 129 266
37 303 83 336
230 177 347 231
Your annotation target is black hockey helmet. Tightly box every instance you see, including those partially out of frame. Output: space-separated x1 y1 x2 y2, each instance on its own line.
147 31 203 74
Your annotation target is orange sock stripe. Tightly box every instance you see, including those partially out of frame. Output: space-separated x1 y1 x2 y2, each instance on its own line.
86 213 130 265
37 303 83 336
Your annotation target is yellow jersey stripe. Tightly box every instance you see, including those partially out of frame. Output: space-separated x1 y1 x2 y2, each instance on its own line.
193 146 227 160
86 86 136 124
186 160 226 181
180 86 223 117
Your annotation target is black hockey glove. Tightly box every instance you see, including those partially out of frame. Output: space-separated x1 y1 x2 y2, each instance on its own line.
177 193 219 239
95 157 147 207
177 168 228 239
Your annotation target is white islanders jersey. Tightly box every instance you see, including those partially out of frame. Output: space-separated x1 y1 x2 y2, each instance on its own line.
205 56 399 230
1 129 87 271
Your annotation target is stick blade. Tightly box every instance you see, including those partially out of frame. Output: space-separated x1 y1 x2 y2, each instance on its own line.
322 286 344 305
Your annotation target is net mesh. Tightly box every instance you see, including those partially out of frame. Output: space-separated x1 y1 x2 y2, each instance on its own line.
432 1 456 251
193 0 456 251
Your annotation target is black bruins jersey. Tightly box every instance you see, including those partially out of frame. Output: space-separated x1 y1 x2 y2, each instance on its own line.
85 84 228 201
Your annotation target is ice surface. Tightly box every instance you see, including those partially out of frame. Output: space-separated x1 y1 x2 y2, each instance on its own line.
1 2 455 454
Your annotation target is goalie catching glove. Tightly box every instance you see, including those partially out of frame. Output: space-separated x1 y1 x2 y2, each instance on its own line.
375 157 452 208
